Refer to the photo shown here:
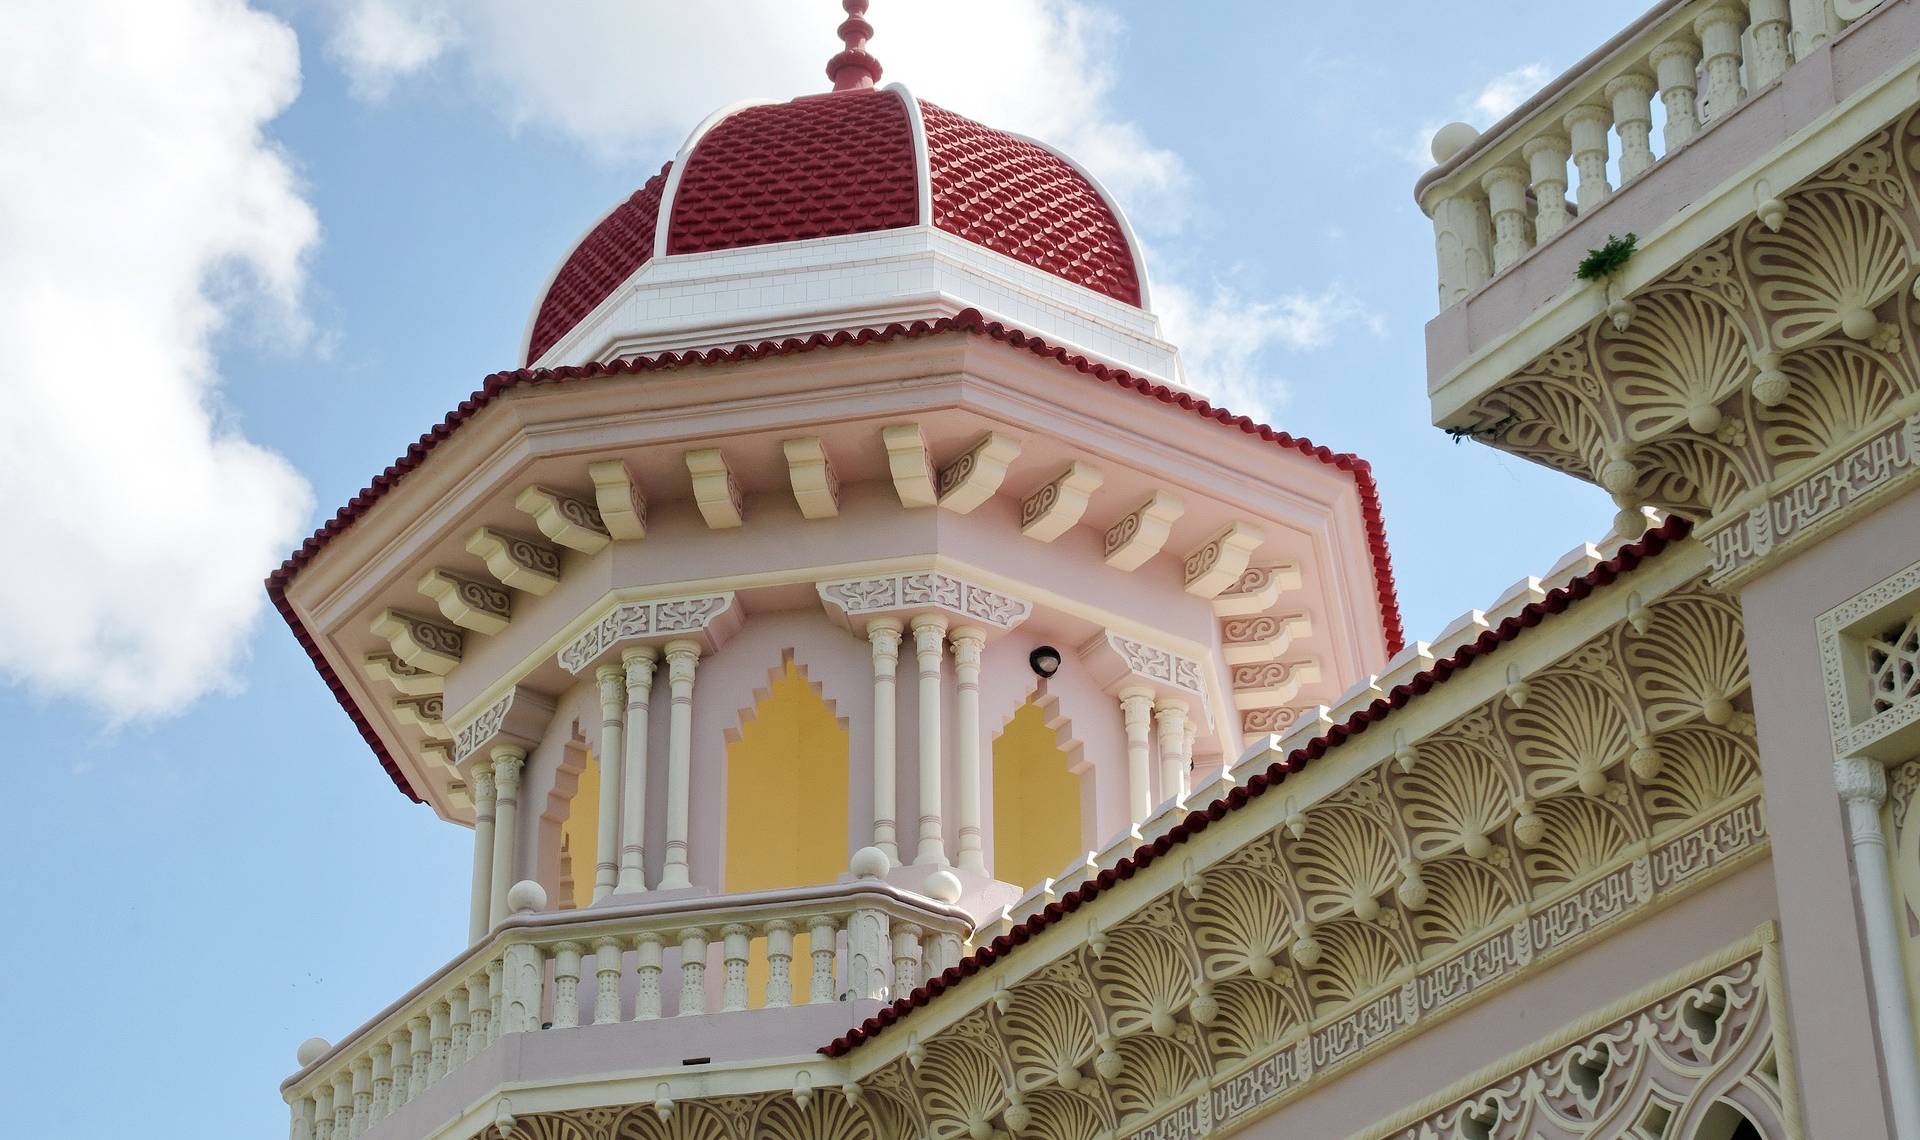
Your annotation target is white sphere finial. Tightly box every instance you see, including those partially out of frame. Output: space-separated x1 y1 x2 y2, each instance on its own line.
850 845 891 880
924 869 963 904
1430 122 1480 165
507 879 548 915
296 1037 331 1067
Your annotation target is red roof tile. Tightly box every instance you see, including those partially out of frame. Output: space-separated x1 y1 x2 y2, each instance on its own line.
526 165 671 364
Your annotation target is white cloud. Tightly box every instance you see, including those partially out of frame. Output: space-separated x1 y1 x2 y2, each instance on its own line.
321 0 1357 408
0 0 317 719
1156 280 1374 422
1405 60 1553 166
325 0 452 100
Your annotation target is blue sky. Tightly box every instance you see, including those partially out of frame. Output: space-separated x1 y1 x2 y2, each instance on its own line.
0 2 1644 1133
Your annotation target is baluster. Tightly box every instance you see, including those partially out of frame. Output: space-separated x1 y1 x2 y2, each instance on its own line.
679 928 709 1016
498 943 546 1034
809 916 838 1004
428 1000 452 1081
313 1085 335 1140
1523 133 1572 241
552 941 583 1029
926 929 964 978
634 933 664 1020
1606 72 1658 180
387 1031 412 1111
722 924 752 1012
1651 37 1703 150
892 923 925 995
1790 0 1841 54
407 1015 431 1100
765 921 795 1009
292 1095 317 1140
1694 3 1748 121
350 1057 372 1136
370 1044 391 1122
593 936 624 1024
1480 163 1532 271
1430 191 1493 307
1562 103 1614 210
331 1073 353 1140
847 907 893 1001
466 974 491 1054
486 959 504 1046
1749 0 1793 85
449 989 472 1068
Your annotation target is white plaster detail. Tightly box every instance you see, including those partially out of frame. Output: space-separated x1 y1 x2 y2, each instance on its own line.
1103 490 1185 571
370 608 464 675
1019 461 1104 541
881 423 937 508
1211 562 1305 616
684 448 744 529
781 436 839 519
416 568 511 636
362 652 444 696
513 485 611 554
935 431 1021 514
587 459 648 540
465 527 562 596
1182 521 1267 598
816 571 1031 631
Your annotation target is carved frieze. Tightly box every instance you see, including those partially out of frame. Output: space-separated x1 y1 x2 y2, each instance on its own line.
816 572 1031 631
557 593 739 674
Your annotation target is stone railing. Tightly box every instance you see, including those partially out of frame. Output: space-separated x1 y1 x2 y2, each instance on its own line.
282 872 972 1140
1416 0 1876 309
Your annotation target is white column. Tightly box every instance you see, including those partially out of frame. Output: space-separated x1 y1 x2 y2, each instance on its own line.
466 767 496 944
1120 686 1155 822
911 614 949 866
617 646 657 894
487 745 525 927
951 626 987 874
1836 756 1920 1139
592 664 625 903
1155 696 1192 804
657 640 700 890
867 618 904 863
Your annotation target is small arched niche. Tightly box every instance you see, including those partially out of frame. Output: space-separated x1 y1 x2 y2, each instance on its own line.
543 730 599 912
992 691 1087 891
723 653 850 893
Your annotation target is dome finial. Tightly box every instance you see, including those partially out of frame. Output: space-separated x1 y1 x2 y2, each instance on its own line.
826 0 882 91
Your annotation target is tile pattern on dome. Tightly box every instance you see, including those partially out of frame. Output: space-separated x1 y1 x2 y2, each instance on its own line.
921 102 1142 307
526 164 671 364
666 91 919 256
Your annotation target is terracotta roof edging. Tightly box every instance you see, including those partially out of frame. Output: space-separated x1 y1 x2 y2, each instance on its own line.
815 514 1693 1057
266 308 1403 802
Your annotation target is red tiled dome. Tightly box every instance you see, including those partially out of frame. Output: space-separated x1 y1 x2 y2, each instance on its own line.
525 87 1144 364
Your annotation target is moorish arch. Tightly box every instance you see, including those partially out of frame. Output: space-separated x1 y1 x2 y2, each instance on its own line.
991 687 1088 891
546 733 599 911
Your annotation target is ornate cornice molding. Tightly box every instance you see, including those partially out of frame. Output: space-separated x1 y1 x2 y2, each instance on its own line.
451 685 557 766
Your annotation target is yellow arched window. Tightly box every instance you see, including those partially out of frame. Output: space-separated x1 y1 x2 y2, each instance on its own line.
724 657 850 892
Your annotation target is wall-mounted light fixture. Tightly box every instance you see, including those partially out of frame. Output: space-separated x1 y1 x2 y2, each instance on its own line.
1029 646 1062 678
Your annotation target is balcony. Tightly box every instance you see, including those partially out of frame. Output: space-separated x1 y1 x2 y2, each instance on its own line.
282 878 971 1140
1417 0 1917 423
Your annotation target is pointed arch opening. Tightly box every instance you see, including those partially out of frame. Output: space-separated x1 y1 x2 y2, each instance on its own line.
723 653 851 893
992 688 1087 891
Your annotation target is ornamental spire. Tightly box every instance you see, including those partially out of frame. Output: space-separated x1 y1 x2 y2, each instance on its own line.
826 0 883 91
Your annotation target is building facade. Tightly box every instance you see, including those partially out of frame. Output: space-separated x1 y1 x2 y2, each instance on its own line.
277 2 1920 1137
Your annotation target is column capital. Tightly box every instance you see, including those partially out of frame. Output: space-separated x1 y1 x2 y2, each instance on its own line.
621 643 659 669
664 638 702 663
950 625 987 666
595 664 625 712
1153 693 1192 715
1119 683 1157 707
867 617 904 659
910 611 950 637
1836 755 1889 805
469 765 496 806
490 743 526 785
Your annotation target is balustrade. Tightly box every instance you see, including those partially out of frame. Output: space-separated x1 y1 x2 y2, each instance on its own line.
283 882 970 1137
1419 0 1877 308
